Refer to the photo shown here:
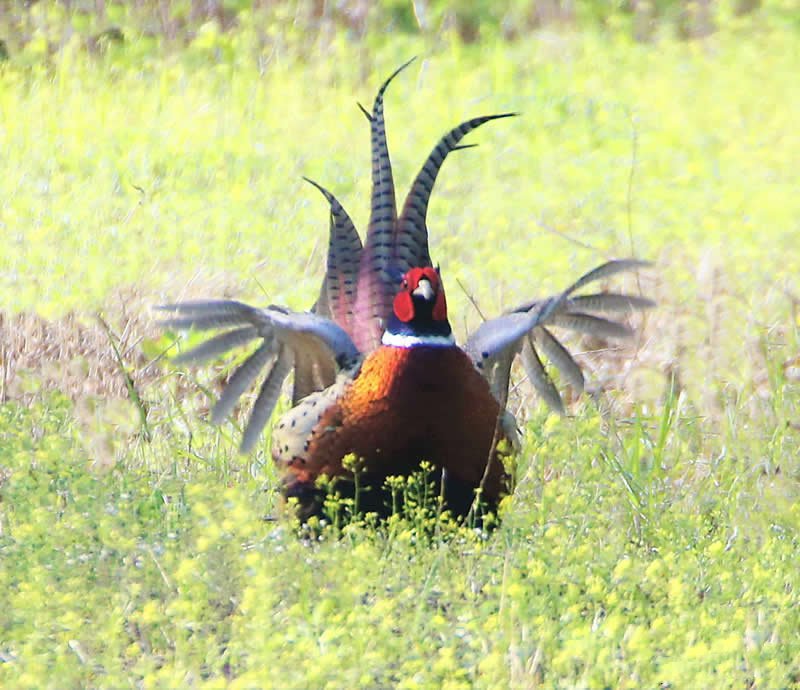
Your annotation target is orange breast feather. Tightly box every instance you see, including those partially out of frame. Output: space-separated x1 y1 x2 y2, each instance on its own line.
285 346 510 501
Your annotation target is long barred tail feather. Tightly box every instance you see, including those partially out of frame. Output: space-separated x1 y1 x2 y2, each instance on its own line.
353 57 417 352
394 113 518 273
303 177 362 339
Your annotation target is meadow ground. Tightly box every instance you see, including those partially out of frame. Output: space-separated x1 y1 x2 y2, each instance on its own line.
1 6 799 688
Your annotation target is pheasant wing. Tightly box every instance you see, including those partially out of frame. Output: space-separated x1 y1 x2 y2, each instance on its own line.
465 307 543 408
465 260 653 411
157 301 360 452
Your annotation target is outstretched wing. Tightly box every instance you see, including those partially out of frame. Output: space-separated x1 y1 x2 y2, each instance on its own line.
157 301 360 453
465 260 654 412
394 113 517 274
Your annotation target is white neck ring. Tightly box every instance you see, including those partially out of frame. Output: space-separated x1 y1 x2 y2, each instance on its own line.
381 331 456 348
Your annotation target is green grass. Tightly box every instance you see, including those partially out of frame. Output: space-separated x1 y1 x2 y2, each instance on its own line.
2 12 799 689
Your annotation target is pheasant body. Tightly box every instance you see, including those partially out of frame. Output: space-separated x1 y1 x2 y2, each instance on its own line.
157 61 655 523
274 341 512 515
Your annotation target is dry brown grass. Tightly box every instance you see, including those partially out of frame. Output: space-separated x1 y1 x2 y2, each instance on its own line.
0 274 247 406
1 299 159 405
3 256 796 457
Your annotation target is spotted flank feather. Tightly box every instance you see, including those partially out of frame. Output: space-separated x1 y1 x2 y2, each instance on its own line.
272 372 354 471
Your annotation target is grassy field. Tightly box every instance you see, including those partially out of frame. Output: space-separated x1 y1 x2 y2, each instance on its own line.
2 7 799 689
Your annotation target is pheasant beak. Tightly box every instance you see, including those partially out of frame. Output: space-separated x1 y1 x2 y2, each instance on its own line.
412 278 435 302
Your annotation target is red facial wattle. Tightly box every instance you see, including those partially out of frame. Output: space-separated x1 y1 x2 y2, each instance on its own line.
393 289 415 322
393 268 448 323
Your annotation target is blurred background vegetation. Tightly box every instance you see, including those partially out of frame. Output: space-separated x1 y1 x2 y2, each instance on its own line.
0 0 795 65
1 2 799 688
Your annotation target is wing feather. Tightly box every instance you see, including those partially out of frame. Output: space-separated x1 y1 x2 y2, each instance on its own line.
550 312 634 340
534 327 584 394
241 346 294 453
466 259 652 412
212 342 276 424
158 300 360 451
173 326 258 364
521 336 565 415
568 293 655 313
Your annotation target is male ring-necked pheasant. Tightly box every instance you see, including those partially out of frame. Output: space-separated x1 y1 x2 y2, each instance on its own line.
158 60 653 520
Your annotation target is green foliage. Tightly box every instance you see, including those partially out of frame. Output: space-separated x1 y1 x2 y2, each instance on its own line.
2 15 799 689
0 0 793 59
1 395 798 687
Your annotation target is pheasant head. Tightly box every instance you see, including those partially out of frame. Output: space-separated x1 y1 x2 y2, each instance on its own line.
382 267 455 347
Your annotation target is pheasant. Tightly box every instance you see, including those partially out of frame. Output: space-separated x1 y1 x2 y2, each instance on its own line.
157 60 653 520
271 265 517 520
